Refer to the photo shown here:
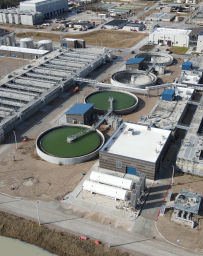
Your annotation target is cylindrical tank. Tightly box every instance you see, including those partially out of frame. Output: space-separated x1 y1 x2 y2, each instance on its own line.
90 171 133 190
36 124 105 165
37 40 53 51
83 180 128 201
20 38 34 48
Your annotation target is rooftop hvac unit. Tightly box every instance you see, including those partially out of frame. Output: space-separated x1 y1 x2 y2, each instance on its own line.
161 135 166 141
135 181 142 199
83 180 128 201
130 189 137 209
90 171 133 190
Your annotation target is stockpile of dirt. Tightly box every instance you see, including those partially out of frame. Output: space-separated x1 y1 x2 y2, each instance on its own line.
0 211 131 256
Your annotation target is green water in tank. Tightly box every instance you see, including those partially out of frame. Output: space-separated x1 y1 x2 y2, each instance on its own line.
40 127 101 158
86 91 135 111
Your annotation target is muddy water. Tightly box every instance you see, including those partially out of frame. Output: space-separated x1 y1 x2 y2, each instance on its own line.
0 235 57 256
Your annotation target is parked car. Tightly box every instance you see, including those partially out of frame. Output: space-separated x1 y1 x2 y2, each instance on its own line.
73 28 77 30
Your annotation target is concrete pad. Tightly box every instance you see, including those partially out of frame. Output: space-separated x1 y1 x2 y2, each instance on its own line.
40 105 52 112
58 92 70 98
16 122 30 130
124 174 140 184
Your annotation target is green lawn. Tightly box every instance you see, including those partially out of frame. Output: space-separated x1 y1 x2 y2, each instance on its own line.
171 46 188 55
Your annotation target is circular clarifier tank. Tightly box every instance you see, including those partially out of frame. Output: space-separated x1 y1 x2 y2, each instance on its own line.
36 124 105 165
111 70 157 89
84 90 138 115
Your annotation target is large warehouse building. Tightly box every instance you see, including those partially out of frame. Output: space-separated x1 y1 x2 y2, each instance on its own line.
20 0 68 18
149 28 191 47
99 122 171 180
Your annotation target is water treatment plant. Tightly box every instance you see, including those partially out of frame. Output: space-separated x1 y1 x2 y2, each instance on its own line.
2 13 203 254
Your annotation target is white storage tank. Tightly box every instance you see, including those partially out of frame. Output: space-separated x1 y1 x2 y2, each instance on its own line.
20 38 34 48
90 171 133 190
83 180 128 201
37 40 53 51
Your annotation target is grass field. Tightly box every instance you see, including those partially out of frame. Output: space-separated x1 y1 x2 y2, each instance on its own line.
16 30 147 48
139 44 154 52
171 46 188 55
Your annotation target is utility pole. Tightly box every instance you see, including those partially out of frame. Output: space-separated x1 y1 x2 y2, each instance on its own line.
36 201 41 225
108 222 111 248
13 131 18 150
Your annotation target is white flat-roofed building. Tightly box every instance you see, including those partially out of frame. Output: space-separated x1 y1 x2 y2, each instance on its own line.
99 122 171 180
20 0 68 19
149 27 192 47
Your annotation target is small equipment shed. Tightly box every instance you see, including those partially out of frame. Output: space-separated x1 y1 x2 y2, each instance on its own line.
162 89 175 101
65 103 94 125
182 62 192 71
126 58 144 70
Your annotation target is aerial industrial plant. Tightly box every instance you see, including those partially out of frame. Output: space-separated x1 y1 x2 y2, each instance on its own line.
1 0 203 255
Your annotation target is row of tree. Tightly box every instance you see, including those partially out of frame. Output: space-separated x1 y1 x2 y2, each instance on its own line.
0 0 20 9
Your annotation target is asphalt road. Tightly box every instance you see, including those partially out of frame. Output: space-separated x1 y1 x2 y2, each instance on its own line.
0 193 195 256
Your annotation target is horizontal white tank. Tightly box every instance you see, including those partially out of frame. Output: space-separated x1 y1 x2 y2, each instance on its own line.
90 171 133 190
83 180 128 201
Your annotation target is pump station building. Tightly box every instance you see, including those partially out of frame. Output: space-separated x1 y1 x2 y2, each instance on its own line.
99 122 171 180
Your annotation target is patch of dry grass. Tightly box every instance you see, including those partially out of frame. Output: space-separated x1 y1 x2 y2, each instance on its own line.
0 211 131 256
16 30 147 48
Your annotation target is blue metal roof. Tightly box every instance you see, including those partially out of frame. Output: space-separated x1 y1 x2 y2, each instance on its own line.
182 62 192 70
126 58 144 64
162 89 175 96
65 103 94 115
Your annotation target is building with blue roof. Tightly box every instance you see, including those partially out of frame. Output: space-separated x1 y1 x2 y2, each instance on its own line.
162 89 175 101
126 58 145 70
182 62 192 71
65 103 95 125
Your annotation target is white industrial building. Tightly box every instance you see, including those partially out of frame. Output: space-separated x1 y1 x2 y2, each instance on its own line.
149 28 192 47
99 122 171 180
0 9 43 25
20 0 69 19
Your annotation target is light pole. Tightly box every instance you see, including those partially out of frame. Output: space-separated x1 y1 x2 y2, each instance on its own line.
171 165 175 186
13 131 18 149
108 222 111 248
36 201 41 225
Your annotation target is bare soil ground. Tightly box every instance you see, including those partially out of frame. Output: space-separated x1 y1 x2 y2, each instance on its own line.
157 172 203 251
158 57 183 84
0 138 97 201
16 30 147 48
0 57 29 77
0 211 141 256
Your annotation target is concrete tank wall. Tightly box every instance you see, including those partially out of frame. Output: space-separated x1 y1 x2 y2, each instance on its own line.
38 40 53 51
36 124 105 165
111 70 157 89
20 38 34 48
135 52 173 66
84 90 139 115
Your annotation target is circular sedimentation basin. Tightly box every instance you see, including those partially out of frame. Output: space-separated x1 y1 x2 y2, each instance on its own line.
39 126 101 158
86 91 136 111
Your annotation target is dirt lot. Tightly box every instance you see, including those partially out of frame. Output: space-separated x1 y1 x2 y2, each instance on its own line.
0 211 140 256
16 30 147 48
158 57 183 84
0 138 97 200
157 172 203 252
0 57 29 77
